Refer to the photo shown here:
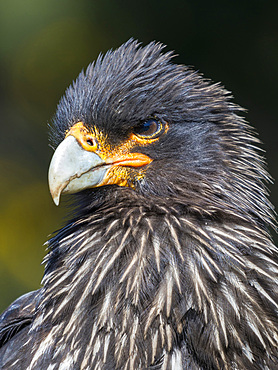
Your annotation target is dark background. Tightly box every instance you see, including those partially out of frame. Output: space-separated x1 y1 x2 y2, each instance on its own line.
0 0 277 312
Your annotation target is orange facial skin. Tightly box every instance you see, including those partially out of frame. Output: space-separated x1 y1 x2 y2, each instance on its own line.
65 122 158 188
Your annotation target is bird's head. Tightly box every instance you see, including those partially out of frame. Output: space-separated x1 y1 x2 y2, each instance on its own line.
48 39 273 227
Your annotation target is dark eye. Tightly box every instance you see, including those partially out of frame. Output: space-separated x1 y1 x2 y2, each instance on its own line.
134 118 163 139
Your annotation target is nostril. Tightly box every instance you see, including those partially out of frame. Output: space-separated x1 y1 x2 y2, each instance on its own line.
86 138 95 146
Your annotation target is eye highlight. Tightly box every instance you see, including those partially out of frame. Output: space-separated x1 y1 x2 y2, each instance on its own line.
133 118 164 139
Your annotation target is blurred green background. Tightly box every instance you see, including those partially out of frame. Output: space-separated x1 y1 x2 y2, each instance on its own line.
0 0 277 312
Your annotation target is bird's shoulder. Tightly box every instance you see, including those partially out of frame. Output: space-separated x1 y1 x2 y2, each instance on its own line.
0 289 40 348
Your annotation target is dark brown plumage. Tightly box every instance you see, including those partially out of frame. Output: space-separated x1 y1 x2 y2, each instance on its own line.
0 39 278 369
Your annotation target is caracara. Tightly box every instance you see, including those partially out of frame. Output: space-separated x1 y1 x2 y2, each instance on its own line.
0 40 278 369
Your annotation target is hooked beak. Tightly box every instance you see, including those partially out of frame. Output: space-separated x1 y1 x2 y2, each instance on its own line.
48 135 107 205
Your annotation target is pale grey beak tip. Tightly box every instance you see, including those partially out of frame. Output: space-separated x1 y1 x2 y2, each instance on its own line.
53 195 60 206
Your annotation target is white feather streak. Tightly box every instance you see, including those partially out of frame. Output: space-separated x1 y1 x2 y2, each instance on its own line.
166 270 173 317
98 290 112 327
93 228 131 293
171 349 183 370
129 315 139 356
166 218 184 261
151 329 159 363
152 235 161 272
103 333 111 363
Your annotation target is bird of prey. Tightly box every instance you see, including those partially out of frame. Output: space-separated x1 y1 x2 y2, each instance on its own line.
0 39 278 369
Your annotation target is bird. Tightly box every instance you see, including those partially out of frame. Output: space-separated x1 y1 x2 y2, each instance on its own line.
0 39 278 369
